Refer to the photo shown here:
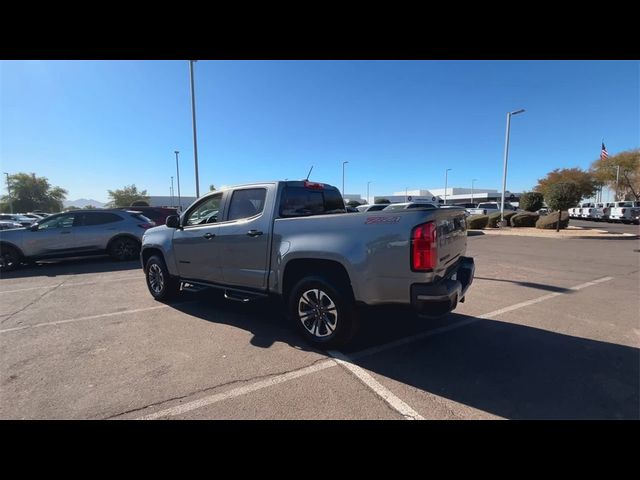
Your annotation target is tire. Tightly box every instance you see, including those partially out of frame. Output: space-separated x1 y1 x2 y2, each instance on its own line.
288 275 359 349
109 237 140 261
0 244 21 272
144 255 180 301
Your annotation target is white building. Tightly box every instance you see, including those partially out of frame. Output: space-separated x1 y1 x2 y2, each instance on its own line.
343 194 366 204
374 187 520 205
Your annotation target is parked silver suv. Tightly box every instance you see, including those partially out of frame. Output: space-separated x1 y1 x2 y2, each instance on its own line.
0 209 155 272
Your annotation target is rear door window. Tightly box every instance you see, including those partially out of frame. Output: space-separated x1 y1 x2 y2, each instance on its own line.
227 188 267 221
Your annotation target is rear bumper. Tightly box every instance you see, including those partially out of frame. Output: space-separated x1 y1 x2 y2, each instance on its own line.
410 256 475 317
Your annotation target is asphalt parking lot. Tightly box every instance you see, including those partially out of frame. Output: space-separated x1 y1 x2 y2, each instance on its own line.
1 232 638 420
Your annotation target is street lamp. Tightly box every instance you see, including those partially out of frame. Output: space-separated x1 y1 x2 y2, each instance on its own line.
342 161 349 196
174 151 182 211
444 168 452 205
3 172 12 213
170 176 175 208
500 108 525 222
367 181 372 204
471 178 477 204
189 60 200 198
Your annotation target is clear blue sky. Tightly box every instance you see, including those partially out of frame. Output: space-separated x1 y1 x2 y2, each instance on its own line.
1 60 638 203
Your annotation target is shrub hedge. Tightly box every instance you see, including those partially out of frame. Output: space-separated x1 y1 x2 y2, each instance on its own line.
467 215 489 229
486 211 518 227
511 212 540 227
536 211 570 229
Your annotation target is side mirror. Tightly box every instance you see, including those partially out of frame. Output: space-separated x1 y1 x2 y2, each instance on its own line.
165 215 181 229
30 223 39 231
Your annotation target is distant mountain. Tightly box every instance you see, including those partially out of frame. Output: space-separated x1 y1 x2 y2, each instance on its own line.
63 198 107 208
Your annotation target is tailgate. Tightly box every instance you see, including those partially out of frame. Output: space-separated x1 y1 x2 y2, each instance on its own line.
433 209 467 277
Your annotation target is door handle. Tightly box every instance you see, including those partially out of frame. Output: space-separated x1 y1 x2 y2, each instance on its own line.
203 233 216 239
247 230 263 237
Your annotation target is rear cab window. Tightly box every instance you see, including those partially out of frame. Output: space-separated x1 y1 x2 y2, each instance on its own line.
279 185 346 218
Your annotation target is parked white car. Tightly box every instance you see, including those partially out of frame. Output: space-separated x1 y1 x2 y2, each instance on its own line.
609 201 640 224
467 202 517 216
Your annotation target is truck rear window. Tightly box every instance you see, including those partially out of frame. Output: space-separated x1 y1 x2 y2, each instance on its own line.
279 187 346 218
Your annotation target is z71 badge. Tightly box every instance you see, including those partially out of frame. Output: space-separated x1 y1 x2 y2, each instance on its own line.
365 216 401 224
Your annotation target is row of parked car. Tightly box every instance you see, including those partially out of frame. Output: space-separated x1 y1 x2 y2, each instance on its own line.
0 212 53 230
568 201 640 224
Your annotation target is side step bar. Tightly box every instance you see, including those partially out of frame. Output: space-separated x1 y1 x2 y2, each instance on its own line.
223 290 263 303
179 279 267 303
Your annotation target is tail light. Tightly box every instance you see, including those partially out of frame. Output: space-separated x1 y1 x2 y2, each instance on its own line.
138 222 156 229
411 222 437 271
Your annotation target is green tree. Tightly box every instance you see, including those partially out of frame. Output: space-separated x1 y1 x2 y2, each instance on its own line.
209 184 216 191
130 200 150 207
534 168 598 202
347 200 361 207
107 185 150 208
545 182 582 231
590 148 639 201
519 192 544 212
377 198 391 204
65 205 81 211
0 173 67 213
84 205 96 209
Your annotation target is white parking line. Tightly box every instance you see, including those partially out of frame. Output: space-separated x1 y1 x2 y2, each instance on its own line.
137 359 338 420
329 350 424 420
135 275 614 420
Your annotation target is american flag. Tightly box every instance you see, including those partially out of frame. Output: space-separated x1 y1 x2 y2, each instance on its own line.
601 142 609 160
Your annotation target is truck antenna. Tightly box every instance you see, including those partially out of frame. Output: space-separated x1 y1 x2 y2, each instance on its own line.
305 165 314 181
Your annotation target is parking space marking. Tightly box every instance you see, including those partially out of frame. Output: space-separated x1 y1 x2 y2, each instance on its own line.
136 359 337 420
351 276 614 360
0 275 143 295
3 273 616 419
329 350 424 420
477 276 613 320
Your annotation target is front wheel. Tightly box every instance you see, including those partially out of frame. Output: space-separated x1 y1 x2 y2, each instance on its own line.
145 255 180 301
288 276 359 349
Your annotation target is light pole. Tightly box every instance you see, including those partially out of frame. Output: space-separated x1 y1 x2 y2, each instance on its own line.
3 173 12 213
500 108 525 222
367 181 372 204
174 151 182 211
170 176 175 208
471 178 477 205
342 161 349 196
189 60 200 198
444 168 452 205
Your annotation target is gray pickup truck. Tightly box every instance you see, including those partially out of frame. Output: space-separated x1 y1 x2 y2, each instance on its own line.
141 180 475 347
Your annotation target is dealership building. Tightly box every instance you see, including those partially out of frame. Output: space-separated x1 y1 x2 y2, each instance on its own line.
373 187 520 205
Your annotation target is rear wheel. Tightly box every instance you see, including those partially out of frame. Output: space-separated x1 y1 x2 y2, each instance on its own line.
145 255 180 301
0 244 21 272
288 276 359 349
109 237 140 261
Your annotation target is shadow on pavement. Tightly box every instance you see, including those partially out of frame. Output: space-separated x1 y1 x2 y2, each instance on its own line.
473 276 573 293
0 256 140 279
467 231 485 236
167 291 639 419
